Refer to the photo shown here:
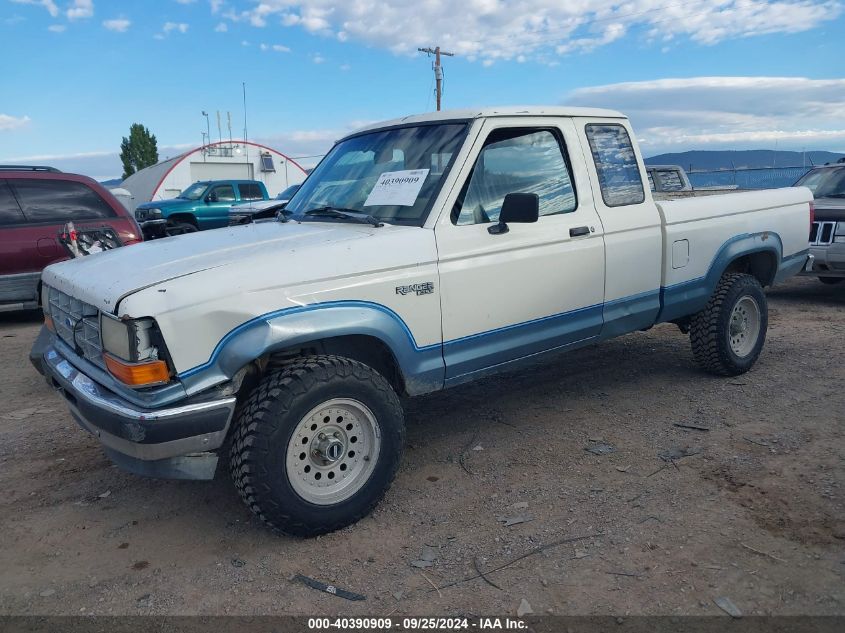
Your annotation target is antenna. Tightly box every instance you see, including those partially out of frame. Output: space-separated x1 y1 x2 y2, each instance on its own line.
216 111 222 144
242 82 249 177
227 111 232 144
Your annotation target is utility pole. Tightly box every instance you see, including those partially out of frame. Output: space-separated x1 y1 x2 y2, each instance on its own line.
418 46 454 111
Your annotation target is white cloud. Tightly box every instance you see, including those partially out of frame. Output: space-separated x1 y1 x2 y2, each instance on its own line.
564 76 845 153
176 0 197 4
10 0 58 18
0 114 32 131
232 1 842 62
163 21 190 34
103 18 130 32
210 0 225 13
311 53 325 64
47 23 65 32
214 21 228 31
66 0 93 20
260 42 290 52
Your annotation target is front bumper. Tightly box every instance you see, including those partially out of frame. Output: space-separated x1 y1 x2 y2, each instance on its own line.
41 345 236 480
800 243 845 278
137 218 168 240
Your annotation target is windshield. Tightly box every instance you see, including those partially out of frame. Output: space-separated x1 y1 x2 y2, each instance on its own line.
795 167 845 197
276 184 300 200
179 182 209 200
285 123 468 225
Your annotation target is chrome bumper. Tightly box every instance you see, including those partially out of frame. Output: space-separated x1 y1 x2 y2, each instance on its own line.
42 346 236 479
804 253 816 272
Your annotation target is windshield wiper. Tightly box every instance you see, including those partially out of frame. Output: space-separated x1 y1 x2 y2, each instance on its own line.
301 206 383 228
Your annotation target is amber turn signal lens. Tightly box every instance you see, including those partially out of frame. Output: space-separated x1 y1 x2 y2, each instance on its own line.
104 354 170 386
44 314 55 332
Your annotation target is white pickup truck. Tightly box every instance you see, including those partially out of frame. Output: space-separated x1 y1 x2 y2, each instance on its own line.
36 107 812 536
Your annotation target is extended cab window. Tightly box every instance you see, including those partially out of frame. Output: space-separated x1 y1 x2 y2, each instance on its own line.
585 124 645 207
211 185 236 202
0 182 26 225
452 128 576 225
238 183 263 200
10 179 116 223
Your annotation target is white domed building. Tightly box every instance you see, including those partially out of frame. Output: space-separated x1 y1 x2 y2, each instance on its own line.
119 140 308 212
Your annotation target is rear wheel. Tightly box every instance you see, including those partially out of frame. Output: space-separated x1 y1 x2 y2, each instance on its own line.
690 272 768 376
819 277 843 285
229 355 404 537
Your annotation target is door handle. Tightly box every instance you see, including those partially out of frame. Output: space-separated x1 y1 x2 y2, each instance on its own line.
569 226 590 237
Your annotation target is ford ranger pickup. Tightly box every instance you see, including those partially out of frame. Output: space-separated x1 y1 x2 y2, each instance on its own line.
35 107 812 536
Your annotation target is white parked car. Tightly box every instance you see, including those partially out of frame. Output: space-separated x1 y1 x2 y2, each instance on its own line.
36 107 812 536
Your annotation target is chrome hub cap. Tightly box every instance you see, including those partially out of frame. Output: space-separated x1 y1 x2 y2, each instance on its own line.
286 398 381 506
728 296 761 358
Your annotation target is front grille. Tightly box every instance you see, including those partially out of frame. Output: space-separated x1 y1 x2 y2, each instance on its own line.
810 221 836 245
46 286 104 369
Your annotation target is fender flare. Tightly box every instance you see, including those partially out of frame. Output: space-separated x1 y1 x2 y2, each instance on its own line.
658 232 783 323
177 301 445 396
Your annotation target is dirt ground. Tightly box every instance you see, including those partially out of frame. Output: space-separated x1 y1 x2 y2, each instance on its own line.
0 276 843 617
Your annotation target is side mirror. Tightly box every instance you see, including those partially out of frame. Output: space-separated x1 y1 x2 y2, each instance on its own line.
488 193 539 235
206 192 218 203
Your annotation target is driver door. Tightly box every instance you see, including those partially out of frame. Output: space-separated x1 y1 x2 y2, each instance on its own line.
434 117 606 385
203 184 237 229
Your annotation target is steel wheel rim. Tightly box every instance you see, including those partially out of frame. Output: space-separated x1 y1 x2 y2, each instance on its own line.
286 398 381 506
728 295 761 358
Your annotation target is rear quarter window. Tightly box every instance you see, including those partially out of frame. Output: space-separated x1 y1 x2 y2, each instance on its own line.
585 124 645 207
238 183 264 200
0 182 27 225
10 179 117 223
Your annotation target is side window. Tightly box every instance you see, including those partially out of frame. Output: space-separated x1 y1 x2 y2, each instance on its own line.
212 185 236 202
238 183 263 200
10 179 116 223
451 128 576 225
657 169 685 191
0 182 27 225
585 124 645 207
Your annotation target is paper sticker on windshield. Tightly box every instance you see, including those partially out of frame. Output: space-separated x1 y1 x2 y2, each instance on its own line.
364 169 429 207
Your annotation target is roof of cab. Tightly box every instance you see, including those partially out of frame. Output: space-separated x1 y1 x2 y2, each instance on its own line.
348 106 626 136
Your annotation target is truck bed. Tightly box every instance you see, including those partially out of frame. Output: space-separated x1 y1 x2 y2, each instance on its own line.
654 187 812 322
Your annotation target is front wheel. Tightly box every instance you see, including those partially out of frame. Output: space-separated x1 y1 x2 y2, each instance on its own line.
229 356 404 537
165 222 198 236
689 272 768 376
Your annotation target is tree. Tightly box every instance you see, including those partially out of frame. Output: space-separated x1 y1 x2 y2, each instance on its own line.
120 123 159 180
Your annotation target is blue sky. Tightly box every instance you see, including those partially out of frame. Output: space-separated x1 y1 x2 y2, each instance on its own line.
1 0 844 179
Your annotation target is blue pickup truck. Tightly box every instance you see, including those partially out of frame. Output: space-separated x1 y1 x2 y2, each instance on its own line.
135 179 269 238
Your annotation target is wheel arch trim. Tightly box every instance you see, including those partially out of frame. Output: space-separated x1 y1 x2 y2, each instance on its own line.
177 301 445 396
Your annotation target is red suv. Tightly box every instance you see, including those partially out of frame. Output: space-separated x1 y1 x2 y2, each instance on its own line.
0 166 142 311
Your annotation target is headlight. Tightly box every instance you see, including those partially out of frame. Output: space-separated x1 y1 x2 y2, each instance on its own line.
101 315 160 362
101 315 172 387
135 207 162 222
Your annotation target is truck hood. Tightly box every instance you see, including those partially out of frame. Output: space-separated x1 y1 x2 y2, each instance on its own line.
813 196 845 221
41 221 395 314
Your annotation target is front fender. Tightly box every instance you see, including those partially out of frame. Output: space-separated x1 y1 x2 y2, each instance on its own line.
177 301 445 397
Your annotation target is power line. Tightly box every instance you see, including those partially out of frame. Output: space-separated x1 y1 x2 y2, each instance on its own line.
418 46 455 111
